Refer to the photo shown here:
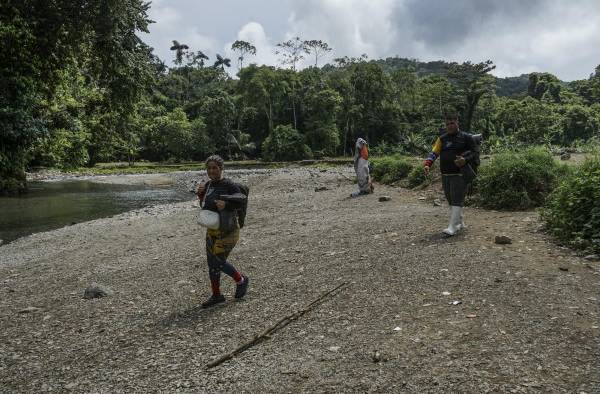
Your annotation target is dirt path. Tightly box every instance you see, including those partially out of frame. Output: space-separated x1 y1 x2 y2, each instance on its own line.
1 167 599 393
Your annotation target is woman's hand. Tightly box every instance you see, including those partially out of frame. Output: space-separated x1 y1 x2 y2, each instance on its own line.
196 183 206 200
215 200 226 211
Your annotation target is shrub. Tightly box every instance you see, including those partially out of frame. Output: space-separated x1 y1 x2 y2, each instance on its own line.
540 156 600 253
262 125 312 162
407 164 429 188
370 155 413 185
473 147 568 210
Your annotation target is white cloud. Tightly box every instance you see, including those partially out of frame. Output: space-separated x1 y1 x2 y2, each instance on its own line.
286 0 397 67
143 0 600 80
145 1 217 66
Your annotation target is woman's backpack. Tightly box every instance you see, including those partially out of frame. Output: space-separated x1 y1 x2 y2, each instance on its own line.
219 182 249 229
235 183 249 228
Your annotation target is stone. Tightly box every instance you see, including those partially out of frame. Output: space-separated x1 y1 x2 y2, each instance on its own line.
560 152 571 161
83 283 113 299
495 235 512 245
379 196 392 202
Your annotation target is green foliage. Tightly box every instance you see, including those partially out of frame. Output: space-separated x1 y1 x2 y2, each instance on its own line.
303 88 342 155
407 164 429 188
493 97 561 145
370 155 413 185
528 73 562 102
446 60 496 132
370 141 406 156
558 104 600 144
262 125 312 161
0 0 153 192
541 156 600 253
473 148 568 210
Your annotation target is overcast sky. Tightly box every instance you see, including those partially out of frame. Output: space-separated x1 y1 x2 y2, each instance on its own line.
143 0 600 81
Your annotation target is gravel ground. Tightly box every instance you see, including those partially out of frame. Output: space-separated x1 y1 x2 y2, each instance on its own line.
1 166 599 393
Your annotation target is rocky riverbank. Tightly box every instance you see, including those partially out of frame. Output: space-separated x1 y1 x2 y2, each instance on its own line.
1 166 599 393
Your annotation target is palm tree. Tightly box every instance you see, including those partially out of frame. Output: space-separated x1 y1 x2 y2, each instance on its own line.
213 54 231 70
170 40 189 66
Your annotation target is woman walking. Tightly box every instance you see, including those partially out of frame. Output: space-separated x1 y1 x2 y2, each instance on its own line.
196 155 249 308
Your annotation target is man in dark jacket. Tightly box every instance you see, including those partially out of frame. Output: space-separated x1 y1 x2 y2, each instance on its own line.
424 113 480 236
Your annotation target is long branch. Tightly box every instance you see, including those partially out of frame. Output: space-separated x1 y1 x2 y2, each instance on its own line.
205 282 348 369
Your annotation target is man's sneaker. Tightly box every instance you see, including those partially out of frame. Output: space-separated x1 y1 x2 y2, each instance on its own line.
201 294 225 308
234 275 249 299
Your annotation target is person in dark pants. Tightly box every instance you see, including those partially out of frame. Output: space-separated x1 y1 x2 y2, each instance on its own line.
196 155 249 308
424 113 480 236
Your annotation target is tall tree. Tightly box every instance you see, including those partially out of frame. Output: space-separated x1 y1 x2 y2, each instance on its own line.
446 60 496 132
275 37 308 129
231 40 256 70
304 40 332 68
276 37 308 71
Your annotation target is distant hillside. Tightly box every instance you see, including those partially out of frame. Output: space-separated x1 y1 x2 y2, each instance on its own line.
374 57 536 97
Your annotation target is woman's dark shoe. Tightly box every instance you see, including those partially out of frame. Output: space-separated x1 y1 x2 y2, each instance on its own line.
235 275 249 299
201 294 225 308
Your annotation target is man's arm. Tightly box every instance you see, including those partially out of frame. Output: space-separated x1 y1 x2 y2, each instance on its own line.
424 137 442 174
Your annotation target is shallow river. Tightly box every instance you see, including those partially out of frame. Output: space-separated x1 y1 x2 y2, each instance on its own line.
0 180 192 244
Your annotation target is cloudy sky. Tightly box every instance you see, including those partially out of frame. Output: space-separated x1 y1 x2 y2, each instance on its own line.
143 0 600 81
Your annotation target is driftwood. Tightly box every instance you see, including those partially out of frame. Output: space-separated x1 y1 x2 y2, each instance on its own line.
205 282 348 369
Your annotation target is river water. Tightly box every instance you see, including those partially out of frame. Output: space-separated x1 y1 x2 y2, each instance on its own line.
0 180 193 244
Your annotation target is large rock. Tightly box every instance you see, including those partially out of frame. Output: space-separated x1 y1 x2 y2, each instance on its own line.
494 235 512 245
83 283 113 299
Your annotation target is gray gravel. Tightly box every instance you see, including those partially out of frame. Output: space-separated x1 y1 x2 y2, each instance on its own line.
1 166 599 393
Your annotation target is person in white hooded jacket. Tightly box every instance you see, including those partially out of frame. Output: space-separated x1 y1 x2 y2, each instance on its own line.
351 138 374 197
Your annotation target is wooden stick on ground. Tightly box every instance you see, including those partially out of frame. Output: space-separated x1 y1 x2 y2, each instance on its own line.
205 282 348 369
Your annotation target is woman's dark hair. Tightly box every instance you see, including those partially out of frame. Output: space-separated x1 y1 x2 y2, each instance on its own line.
205 155 224 169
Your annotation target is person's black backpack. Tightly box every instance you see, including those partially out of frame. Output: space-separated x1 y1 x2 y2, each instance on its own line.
209 180 250 229
235 183 249 228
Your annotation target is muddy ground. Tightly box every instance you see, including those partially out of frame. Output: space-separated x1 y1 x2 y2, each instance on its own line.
1 167 599 393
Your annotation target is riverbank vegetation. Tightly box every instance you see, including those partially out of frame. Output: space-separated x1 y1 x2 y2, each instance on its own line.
3 2 600 195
